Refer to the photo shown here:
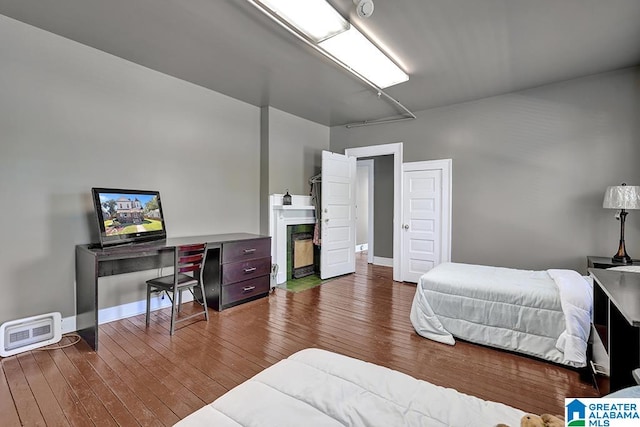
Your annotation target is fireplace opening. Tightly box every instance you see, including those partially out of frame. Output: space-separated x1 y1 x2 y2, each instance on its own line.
292 232 314 278
287 224 319 280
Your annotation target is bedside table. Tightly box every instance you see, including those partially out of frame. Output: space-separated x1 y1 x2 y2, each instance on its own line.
587 256 640 269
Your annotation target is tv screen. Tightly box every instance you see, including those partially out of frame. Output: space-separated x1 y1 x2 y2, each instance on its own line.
91 188 167 247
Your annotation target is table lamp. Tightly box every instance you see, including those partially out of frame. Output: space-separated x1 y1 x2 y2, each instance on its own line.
603 183 640 264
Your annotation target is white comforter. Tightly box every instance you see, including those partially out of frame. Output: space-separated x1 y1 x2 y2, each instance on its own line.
176 348 525 426
410 262 593 367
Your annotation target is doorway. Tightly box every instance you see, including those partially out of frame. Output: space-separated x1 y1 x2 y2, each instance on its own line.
356 159 374 265
345 143 403 282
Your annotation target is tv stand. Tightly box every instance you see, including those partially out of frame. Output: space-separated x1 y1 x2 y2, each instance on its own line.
76 233 271 350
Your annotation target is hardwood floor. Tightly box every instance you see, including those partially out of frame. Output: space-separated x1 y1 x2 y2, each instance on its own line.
1 253 598 425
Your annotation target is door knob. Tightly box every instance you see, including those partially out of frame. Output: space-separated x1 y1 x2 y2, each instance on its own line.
403 224 409 230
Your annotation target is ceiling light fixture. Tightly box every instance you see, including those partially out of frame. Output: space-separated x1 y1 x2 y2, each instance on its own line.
256 0 407 89
258 0 350 43
319 27 408 88
248 0 415 127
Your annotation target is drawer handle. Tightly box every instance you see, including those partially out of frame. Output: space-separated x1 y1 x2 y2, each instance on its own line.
243 267 257 273
243 248 256 254
242 286 256 293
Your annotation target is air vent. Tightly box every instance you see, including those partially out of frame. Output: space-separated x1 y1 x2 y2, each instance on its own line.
0 312 62 357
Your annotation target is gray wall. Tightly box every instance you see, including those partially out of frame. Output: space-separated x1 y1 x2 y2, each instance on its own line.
259 106 271 236
358 156 395 258
266 107 330 196
331 67 640 273
356 162 369 246
259 107 330 234
0 16 261 324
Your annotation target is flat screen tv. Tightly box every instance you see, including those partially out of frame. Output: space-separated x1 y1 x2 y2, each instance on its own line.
91 187 167 247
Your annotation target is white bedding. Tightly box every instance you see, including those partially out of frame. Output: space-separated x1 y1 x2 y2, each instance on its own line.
410 262 593 368
176 348 525 426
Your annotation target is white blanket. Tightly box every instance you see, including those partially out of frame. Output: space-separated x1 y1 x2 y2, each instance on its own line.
547 269 593 366
410 262 593 367
176 348 525 426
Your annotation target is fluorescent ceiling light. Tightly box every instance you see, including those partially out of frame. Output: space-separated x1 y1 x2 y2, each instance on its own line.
319 27 409 88
258 0 350 43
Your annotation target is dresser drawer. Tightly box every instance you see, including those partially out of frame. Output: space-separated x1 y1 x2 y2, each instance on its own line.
222 238 270 264
222 257 271 284
222 276 270 306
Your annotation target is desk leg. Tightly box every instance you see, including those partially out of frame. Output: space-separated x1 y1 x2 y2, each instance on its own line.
76 247 98 351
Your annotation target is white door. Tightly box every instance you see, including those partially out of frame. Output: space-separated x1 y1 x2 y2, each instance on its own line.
321 151 357 279
401 160 451 283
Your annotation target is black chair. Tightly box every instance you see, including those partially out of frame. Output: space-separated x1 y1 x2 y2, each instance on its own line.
145 243 209 335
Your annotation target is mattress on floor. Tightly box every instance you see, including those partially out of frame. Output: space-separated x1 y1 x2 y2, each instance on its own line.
410 262 592 367
175 348 525 427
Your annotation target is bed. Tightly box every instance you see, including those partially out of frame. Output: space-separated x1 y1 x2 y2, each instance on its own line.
175 348 525 426
410 262 593 368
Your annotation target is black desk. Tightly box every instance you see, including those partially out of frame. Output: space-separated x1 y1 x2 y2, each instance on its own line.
76 233 269 350
589 268 640 393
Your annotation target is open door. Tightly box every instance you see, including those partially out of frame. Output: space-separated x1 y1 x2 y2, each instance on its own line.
320 151 357 279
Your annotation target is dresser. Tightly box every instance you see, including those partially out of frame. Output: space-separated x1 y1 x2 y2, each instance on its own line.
199 234 272 311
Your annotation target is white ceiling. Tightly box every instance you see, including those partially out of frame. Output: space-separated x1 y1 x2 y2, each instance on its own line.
1 0 639 127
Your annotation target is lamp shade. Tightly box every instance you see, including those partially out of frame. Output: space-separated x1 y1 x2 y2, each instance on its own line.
603 184 640 209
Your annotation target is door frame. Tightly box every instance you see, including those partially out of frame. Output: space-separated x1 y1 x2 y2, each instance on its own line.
356 159 375 264
345 143 403 282
402 159 452 278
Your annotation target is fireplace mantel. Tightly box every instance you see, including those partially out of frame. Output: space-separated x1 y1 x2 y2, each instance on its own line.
269 194 316 285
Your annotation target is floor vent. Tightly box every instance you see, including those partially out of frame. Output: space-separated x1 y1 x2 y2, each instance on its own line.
0 312 62 357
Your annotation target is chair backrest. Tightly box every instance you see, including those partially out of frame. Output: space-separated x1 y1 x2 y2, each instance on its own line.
174 243 207 284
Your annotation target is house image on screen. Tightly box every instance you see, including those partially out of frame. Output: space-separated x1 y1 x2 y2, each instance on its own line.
147 208 161 219
115 196 144 224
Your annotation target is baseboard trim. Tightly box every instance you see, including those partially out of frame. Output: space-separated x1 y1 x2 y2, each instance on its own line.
373 256 393 267
355 243 369 253
62 293 194 334
99 293 193 325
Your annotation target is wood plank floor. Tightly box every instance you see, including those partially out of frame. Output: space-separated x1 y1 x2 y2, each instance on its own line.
1 253 598 426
